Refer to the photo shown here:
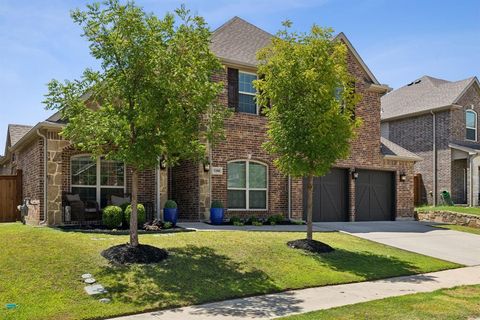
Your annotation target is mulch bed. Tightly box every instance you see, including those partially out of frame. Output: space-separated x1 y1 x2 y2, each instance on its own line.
101 244 168 265
287 239 335 254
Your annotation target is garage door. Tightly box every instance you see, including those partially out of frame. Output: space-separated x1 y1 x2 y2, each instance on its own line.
303 169 348 222
355 170 394 221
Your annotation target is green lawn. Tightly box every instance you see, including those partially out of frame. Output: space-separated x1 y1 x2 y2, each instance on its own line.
280 285 480 320
416 205 480 216
436 224 480 235
0 223 459 320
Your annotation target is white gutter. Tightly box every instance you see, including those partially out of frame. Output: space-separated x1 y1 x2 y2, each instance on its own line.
37 129 48 225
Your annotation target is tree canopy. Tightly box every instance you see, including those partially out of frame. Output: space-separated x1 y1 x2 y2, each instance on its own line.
255 22 361 240
44 0 228 246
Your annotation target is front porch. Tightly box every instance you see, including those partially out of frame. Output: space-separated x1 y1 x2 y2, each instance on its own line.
450 143 480 206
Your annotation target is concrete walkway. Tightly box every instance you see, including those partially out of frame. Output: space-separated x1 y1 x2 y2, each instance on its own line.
177 222 333 232
110 266 480 320
317 221 480 266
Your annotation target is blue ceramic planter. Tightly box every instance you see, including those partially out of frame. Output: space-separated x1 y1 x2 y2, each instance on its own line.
163 208 178 225
210 208 224 225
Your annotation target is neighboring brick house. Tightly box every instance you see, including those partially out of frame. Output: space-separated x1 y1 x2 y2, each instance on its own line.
0 16 420 226
381 75 480 206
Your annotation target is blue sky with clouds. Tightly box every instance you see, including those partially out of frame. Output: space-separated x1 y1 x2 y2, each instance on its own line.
0 0 479 152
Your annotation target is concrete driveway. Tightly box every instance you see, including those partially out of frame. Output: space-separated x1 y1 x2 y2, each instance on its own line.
316 221 480 266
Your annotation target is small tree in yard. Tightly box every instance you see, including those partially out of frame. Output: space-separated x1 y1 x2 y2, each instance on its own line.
255 22 361 247
44 0 227 260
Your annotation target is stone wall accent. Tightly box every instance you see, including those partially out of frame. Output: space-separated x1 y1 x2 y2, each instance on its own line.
416 209 480 228
46 130 71 225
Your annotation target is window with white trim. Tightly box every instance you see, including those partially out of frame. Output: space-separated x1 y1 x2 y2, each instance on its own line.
227 160 267 210
238 72 258 114
71 155 125 208
466 110 477 141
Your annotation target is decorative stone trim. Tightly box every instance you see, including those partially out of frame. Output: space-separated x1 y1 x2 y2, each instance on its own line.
416 210 480 228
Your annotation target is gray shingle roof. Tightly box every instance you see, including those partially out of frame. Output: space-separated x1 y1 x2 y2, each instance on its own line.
381 76 477 120
8 124 33 147
381 137 422 161
210 16 273 67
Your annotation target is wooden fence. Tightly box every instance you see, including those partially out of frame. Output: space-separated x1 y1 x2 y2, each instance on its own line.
0 170 22 222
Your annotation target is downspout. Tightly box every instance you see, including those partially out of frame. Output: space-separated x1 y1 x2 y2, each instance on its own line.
155 161 161 220
37 129 48 225
431 111 437 206
287 175 292 220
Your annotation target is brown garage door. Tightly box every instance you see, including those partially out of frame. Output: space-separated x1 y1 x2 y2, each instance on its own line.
0 173 22 222
355 170 394 221
303 169 348 222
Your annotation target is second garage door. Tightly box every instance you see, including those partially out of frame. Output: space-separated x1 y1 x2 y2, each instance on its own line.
355 170 395 221
303 168 348 222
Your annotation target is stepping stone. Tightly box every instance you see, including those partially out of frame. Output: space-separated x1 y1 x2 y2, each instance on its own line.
99 298 111 303
85 284 108 295
82 273 93 279
84 278 96 284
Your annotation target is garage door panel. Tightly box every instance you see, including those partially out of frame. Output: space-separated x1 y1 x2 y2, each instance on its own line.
356 170 394 221
303 169 348 222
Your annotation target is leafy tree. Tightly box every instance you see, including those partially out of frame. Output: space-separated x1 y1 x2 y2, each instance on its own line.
44 0 227 247
255 22 361 241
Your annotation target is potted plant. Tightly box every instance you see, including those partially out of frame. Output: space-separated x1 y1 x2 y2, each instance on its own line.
163 200 178 225
210 200 224 225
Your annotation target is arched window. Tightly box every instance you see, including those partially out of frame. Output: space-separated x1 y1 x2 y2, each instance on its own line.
466 110 477 141
227 160 268 210
71 155 125 208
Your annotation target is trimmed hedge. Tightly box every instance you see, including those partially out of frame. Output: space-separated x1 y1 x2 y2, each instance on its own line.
102 206 123 229
124 204 146 227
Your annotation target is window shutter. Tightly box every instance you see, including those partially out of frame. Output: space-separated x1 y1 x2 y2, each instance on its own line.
227 68 239 111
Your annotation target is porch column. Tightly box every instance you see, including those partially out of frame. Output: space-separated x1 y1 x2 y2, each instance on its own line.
472 155 480 206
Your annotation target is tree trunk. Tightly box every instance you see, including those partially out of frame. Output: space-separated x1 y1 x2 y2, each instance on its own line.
306 174 313 241
130 167 139 247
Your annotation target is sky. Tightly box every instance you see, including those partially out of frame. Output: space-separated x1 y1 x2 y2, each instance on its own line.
0 0 479 152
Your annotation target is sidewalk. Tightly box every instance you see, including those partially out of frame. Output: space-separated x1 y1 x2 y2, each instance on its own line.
109 265 480 320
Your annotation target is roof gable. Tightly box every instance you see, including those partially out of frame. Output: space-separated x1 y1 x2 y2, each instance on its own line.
210 17 382 87
210 16 272 67
381 76 479 120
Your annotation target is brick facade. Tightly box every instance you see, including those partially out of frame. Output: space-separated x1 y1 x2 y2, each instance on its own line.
384 83 480 205
169 45 416 221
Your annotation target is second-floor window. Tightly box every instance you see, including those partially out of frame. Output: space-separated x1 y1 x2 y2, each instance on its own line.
238 71 258 114
466 110 477 141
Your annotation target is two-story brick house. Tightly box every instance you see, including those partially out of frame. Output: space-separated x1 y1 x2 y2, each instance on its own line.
381 75 480 206
0 17 420 226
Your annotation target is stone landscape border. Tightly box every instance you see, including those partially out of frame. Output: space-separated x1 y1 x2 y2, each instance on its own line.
416 210 480 228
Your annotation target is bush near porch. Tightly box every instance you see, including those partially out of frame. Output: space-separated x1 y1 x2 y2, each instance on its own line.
0 223 458 320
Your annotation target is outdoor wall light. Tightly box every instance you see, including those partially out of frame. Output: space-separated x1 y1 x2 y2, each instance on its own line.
350 169 359 180
159 156 167 170
400 173 407 182
203 157 211 172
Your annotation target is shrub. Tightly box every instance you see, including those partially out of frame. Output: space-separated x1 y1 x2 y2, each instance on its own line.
164 200 177 209
102 206 123 229
233 221 244 226
252 221 263 226
267 214 285 225
163 221 173 229
119 202 130 213
211 200 224 208
291 219 304 225
246 216 260 225
229 216 242 224
124 204 146 227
